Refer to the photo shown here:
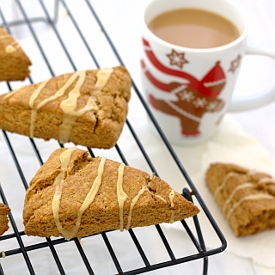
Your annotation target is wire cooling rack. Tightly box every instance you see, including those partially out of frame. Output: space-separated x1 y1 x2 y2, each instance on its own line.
0 0 226 274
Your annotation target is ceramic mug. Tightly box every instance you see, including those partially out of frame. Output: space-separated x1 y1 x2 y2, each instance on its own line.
140 0 275 145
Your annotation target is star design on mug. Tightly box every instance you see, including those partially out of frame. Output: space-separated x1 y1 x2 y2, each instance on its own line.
166 49 189 69
228 54 242 73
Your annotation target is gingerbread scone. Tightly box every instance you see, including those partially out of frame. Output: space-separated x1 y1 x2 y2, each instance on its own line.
0 203 11 236
0 66 131 149
206 163 275 237
23 148 199 240
0 27 31 81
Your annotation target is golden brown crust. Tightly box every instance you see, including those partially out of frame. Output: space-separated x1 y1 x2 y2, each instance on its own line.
206 162 275 237
0 27 31 81
0 66 131 148
0 203 10 235
23 148 199 239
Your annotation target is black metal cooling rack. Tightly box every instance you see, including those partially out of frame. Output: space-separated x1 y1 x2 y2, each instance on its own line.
0 0 226 274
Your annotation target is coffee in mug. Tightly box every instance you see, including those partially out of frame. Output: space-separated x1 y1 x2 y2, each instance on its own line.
148 8 240 49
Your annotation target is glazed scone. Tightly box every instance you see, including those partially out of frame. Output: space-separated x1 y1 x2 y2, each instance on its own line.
0 27 31 81
206 163 275 237
0 203 10 235
23 148 200 240
0 66 131 149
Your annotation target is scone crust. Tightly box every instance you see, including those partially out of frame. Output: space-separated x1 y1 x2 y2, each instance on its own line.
0 203 11 235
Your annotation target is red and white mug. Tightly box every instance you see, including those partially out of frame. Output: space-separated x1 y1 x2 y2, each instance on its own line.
140 0 275 145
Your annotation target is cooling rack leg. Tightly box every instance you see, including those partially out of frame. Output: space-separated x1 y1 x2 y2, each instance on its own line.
203 257 208 275
0 263 4 275
0 0 59 27
182 188 209 275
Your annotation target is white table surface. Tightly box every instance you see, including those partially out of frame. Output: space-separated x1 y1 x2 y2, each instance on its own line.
0 0 275 274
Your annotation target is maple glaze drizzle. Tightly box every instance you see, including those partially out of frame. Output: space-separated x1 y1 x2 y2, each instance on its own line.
28 70 86 139
0 35 10 40
155 194 167 204
226 193 274 221
59 68 113 143
215 171 275 221
65 157 106 240
5 41 20 53
258 177 275 184
126 186 148 230
116 163 128 231
53 156 107 240
25 67 113 141
0 34 20 53
169 212 175 224
4 87 23 100
222 182 253 213
169 190 175 207
29 80 49 137
51 148 77 239
51 150 177 239
214 172 239 199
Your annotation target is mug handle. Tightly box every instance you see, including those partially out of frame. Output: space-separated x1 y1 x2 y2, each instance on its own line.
228 46 275 112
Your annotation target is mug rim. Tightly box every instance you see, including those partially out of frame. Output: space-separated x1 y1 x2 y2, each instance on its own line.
143 0 248 53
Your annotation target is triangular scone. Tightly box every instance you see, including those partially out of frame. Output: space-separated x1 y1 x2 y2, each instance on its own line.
0 27 31 81
23 148 199 240
0 66 131 149
0 203 11 236
206 163 275 236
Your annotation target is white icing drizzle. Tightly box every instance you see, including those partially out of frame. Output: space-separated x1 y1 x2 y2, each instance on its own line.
126 186 148 230
169 189 175 207
214 172 240 199
222 182 253 213
116 163 128 232
61 157 106 240
51 148 77 238
226 193 274 221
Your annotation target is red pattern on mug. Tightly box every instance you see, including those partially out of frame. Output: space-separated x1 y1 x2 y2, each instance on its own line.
142 38 225 136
